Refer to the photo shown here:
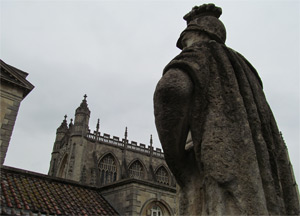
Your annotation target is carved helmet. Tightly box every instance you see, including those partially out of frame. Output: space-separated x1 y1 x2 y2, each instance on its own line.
176 4 227 49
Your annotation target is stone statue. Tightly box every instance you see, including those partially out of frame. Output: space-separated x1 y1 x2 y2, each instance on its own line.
154 4 299 215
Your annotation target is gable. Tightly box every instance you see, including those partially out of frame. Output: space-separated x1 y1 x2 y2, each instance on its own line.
0 60 34 98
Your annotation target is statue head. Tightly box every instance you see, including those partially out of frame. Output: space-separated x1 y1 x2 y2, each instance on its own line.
177 4 227 49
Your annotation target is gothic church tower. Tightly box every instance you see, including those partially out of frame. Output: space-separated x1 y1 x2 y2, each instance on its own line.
49 95 91 182
48 95 176 215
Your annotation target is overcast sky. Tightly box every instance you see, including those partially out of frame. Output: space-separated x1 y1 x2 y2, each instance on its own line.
1 0 299 184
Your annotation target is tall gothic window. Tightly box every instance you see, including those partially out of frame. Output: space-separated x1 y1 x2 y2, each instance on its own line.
99 154 117 185
57 154 68 178
155 166 169 185
129 160 144 179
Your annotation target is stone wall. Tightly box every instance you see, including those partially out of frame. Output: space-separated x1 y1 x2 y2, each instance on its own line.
58 133 174 186
0 60 34 165
100 179 176 216
0 82 23 164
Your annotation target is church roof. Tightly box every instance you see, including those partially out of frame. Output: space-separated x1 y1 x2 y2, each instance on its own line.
0 59 34 98
0 166 119 215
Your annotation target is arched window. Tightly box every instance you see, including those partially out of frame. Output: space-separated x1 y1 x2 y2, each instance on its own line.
129 160 144 179
99 154 117 185
151 205 163 216
57 154 68 178
155 166 169 185
141 200 172 216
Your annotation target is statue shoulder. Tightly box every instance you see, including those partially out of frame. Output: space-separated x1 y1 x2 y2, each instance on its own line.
163 43 212 75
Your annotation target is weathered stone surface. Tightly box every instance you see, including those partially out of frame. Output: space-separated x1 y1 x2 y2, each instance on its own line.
154 4 300 215
0 60 34 165
100 179 176 215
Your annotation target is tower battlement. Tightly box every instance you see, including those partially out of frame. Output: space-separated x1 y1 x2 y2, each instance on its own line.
86 131 164 158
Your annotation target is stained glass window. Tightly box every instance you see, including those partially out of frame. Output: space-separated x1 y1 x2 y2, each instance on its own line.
129 160 144 179
156 166 169 185
99 154 117 185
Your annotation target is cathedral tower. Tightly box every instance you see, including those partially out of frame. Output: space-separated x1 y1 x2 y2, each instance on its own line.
48 95 176 215
48 95 91 181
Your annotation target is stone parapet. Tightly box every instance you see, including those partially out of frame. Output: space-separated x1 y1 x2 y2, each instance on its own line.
86 132 164 158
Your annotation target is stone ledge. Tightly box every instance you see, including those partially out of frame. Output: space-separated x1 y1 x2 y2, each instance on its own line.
99 178 176 193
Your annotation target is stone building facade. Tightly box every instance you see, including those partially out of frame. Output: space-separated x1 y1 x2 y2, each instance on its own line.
0 60 34 165
48 95 176 215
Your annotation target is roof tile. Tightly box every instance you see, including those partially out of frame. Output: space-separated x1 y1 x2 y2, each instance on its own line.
1 166 119 215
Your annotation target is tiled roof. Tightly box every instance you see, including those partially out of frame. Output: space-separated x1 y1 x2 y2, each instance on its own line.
0 166 119 215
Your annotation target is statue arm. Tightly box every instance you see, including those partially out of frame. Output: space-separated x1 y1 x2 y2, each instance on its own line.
154 68 193 185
